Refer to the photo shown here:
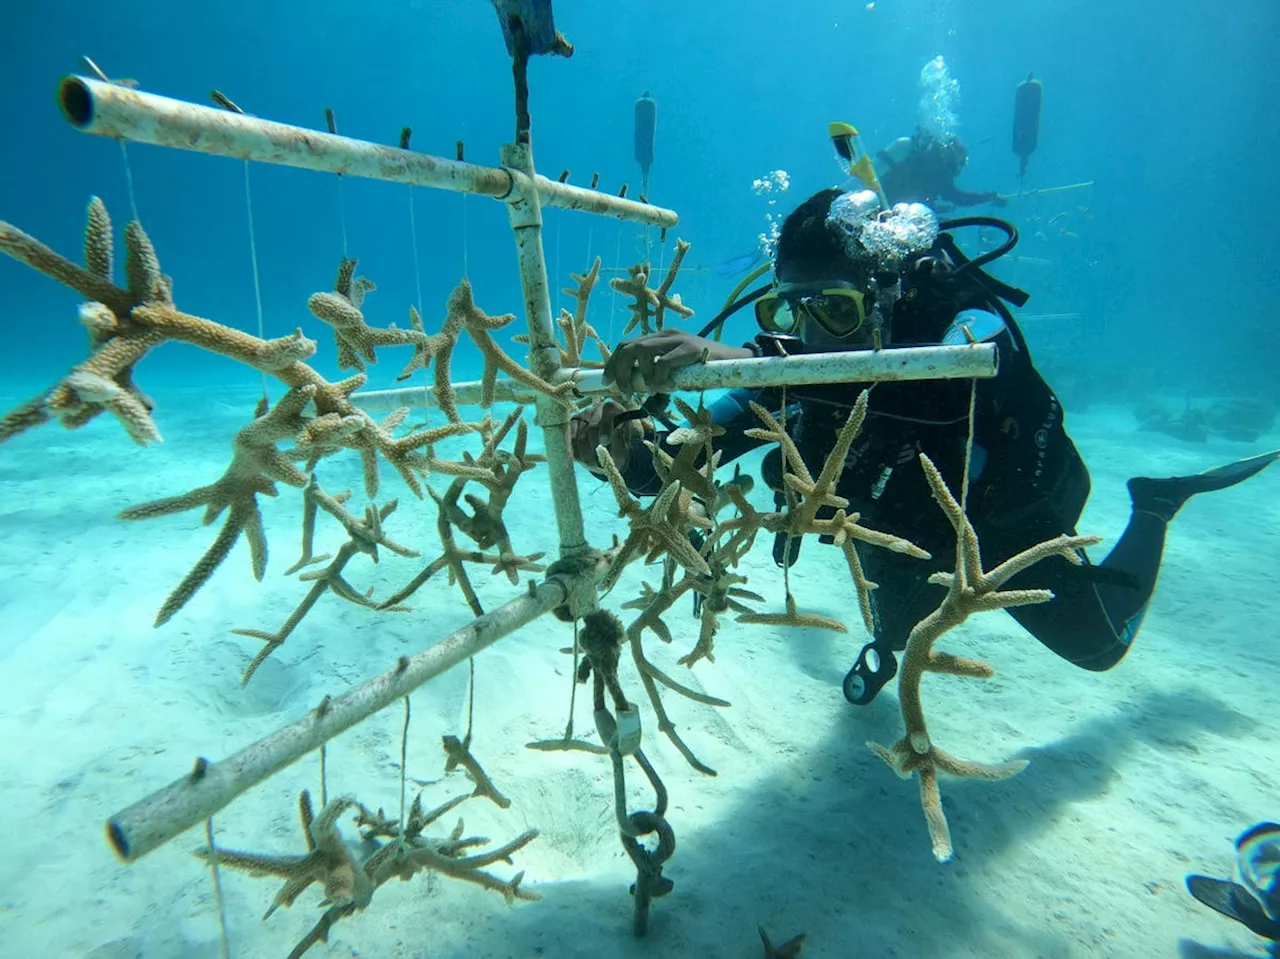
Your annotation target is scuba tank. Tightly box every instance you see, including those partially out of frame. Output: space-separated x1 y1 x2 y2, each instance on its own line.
1012 72 1042 180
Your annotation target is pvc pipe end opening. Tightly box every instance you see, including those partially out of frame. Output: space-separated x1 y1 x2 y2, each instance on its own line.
59 77 94 129
106 818 132 861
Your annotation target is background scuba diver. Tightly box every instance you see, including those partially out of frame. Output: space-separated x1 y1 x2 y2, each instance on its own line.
569 186 1278 707
875 55 1005 211
876 131 1006 211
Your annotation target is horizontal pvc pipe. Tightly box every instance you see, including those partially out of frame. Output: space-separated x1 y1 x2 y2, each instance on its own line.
998 180 1095 201
351 343 998 414
105 576 569 863
58 76 676 228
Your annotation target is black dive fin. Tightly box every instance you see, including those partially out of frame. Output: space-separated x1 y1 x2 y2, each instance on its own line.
1186 876 1280 941
1129 449 1279 522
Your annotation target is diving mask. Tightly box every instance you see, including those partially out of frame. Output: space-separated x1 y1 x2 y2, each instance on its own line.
754 280 868 338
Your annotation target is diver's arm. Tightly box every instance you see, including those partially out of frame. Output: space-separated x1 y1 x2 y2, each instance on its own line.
938 182 1004 208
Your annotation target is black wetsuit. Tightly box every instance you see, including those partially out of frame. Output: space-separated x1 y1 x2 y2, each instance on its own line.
614 250 1166 695
877 143 997 210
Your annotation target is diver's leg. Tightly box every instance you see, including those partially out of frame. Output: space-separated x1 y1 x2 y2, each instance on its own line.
1004 449 1279 669
1094 449 1280 631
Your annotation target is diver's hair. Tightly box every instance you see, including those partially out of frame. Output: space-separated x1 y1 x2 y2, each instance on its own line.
775 188 863 282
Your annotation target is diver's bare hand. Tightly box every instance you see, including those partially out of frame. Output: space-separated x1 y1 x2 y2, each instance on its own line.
603 331 752 394
568 400 641 474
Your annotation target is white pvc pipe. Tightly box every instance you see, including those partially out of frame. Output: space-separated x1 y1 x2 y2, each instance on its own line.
105 576 570 863
350 343 999 414
500 138 591 560
57 76 677 228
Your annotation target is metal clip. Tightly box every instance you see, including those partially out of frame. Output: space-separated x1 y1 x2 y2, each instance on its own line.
613 705 642 756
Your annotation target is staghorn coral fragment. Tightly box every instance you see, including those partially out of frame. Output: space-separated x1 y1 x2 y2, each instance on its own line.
195 791 372 921
134 305 317 370
234 476 416 684
438 279 575 420
515 257 612 368
307 263 436 373
442 735 511 808
123 221 163 305
63 370 161 445
618 576 725 775
199 785 538 958
596 452 711 592
394 304 444 381
708 392 928 635
609 239 695 335
759 926 807 958
1 216 131 317
120 385 318 626
866 452 1101 862
381 409 546 611
83 196 113 282
0 207 335 448
735 591 848 634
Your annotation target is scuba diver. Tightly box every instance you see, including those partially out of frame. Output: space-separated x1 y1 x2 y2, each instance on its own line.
568 186 1279 706
875 131 1006 211
1187 821 1280 943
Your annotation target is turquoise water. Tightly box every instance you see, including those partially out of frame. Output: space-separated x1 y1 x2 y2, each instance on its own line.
1 2 1278 957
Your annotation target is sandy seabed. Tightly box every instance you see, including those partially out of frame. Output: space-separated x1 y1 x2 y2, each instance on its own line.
0 378 1276 959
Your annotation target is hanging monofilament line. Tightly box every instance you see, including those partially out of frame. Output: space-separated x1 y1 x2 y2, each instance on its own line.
554 216 562 316
325 108 349 258
242 161 269 404
119 142 141 224
319 740 328 807
81 59 142 223
398 696 411 848
204 817 231 959
563 617 581 739
608 221 623 342
400 127 432 425
457 139 470 279
961 379 977 512
408 187 423 309
212 90 270 408
400 127 425 314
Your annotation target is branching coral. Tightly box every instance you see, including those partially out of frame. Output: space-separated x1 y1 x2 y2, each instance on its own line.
581 389 931 774
380 409 548 614
0 200 543 626
515 256 612 368
430 279 575 424
866 453 1100 862
197 789 537 958
0 200 312 445
2 184 1084 958
232 475 418 683
609 238 694 335
307 256 436 375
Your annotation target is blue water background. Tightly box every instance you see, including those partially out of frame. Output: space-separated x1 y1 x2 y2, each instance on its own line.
1 0 1278 399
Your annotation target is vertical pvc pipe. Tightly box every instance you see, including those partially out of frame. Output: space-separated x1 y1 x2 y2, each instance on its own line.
499 141 593 570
